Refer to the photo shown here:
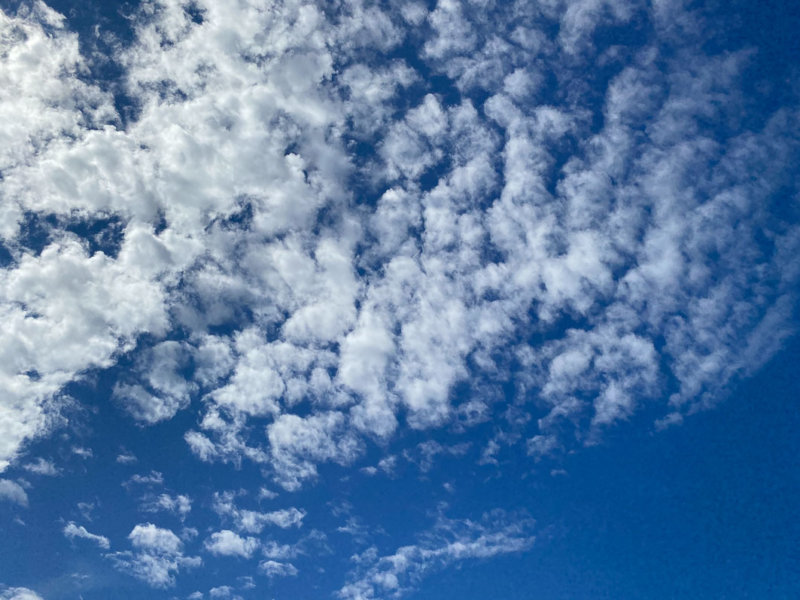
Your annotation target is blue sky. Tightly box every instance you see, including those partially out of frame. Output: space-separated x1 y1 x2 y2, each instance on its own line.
0 1 798 599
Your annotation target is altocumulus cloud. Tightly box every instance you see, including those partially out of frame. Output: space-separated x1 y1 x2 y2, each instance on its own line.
0 0 798 595
0 0 797 485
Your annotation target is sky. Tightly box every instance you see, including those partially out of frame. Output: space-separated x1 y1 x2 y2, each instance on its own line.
0 0 798 598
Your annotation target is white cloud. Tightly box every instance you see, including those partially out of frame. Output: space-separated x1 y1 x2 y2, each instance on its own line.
124 471 164 487
0 1 115 175
140 493 192 519
0 479 28 507
204 530 259 559
209 586 243 600
71 447 92 459
338 510 535 600
108 523 200 588
116 451 138 464
113 341 195 424
0 0 796 505
267 412 362 490
258 560 298 579
0 587 44 600
22 458 59 476
63 521 110 550
212 491 305 534
129 523 183 554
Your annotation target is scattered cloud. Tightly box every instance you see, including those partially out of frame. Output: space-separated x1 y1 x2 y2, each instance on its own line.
339 510 535 600
0 480 28 507
22 458 59 476
258 560 299 579
72 447 93 459
212 491 305 533
63 521 110 550
140 493 192 520
204 530 260 559
116 451 138 464
0 0 797 596
124 471 164 488
107 523 201 588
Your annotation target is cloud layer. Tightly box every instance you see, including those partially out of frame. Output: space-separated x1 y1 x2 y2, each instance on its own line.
0 2 798 594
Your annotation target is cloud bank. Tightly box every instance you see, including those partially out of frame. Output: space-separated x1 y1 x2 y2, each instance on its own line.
0 0 797 528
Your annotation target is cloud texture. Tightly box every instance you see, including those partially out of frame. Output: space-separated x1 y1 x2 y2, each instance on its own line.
0 0 798 593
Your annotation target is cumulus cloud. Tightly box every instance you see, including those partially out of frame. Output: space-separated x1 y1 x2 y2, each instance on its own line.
63 521 110 550
107 523 200 588
204 530 259 559
0 0 796 508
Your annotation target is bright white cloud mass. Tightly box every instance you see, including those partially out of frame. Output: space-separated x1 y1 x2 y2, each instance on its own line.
0 0 798 598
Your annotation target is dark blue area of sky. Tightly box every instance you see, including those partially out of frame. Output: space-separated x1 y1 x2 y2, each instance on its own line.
404 334 800 600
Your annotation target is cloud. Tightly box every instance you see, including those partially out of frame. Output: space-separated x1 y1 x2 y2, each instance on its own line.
204 530 259 559
113 341 195 424
129 523 184 554
140 493 192 520
0 0 796 510
0 480 28 507
63 521 110 550
258 560 298 579
22 458 59 476
115 451 137 464
212 491 305 533
267 412 362 490
209 586 243 600
107 523 201 588
338 510 535 600
124 471 164 487
71 447 92 459
0 587 43 600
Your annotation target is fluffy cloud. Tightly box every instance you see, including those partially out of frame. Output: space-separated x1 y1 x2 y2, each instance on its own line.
204 530 259 559
107 523 201 588
0 0 797 506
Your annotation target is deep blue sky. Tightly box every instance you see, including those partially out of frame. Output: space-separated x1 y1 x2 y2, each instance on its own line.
0 1 798 599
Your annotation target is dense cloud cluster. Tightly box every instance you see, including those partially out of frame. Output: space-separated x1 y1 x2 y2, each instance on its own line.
0 0 798 595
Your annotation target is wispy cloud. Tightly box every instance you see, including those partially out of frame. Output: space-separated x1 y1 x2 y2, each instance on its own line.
63 521 110 550
0 480 28 507
339 510 535 600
